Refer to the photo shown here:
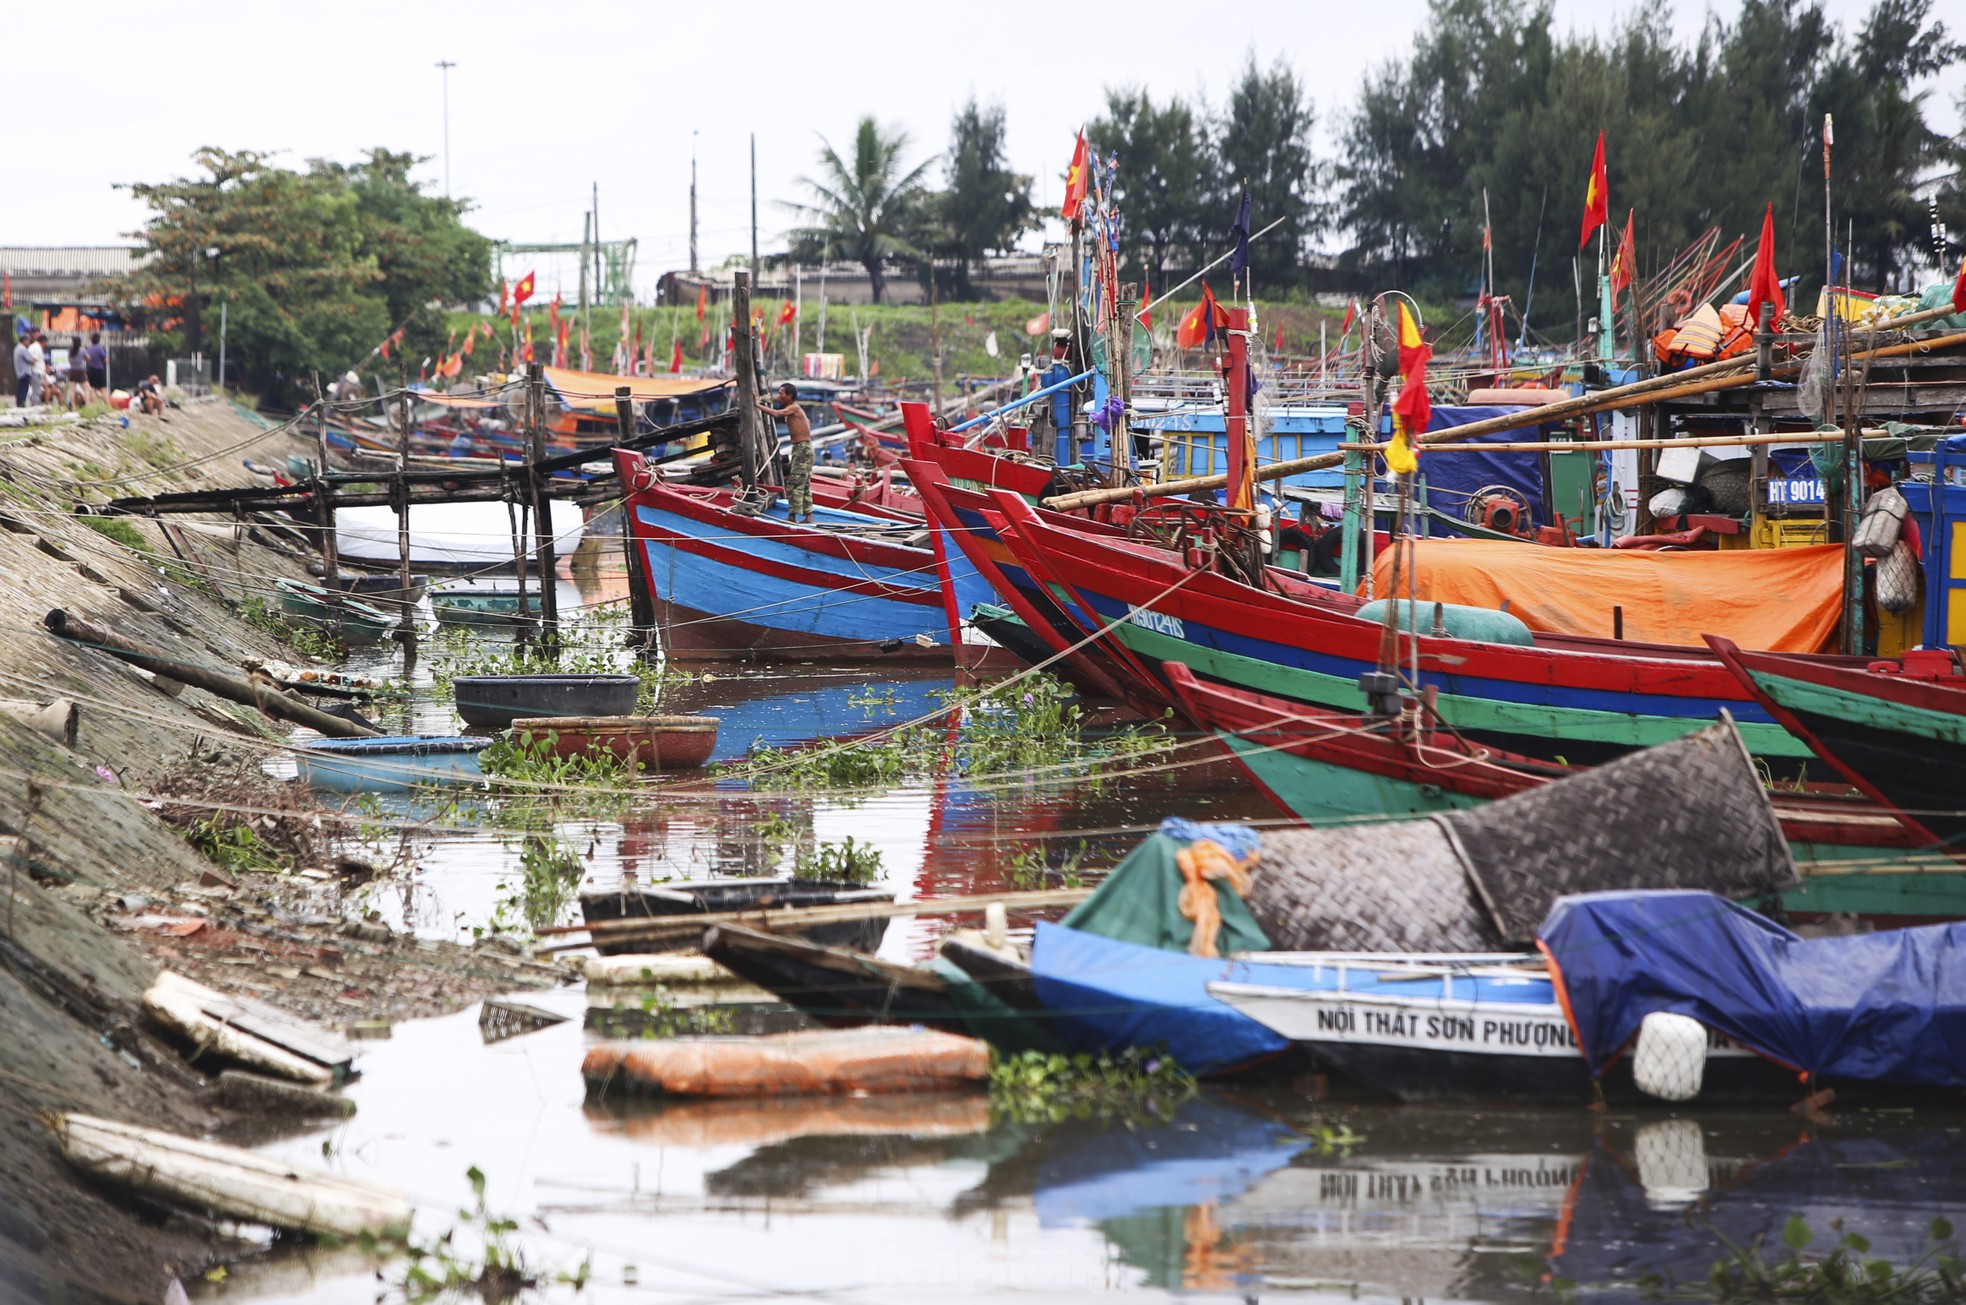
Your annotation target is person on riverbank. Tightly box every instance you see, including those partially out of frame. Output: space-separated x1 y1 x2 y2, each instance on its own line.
25 332 47 407
65 337 90 407
135 373 164 416
759 382 814 522
83 332 107 397
11 331 31 408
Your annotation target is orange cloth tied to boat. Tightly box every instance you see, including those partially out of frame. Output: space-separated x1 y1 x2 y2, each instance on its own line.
1176 839 1258 958
1369 538 1846 653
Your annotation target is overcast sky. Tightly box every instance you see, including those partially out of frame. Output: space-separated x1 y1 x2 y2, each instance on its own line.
9 0 1958 299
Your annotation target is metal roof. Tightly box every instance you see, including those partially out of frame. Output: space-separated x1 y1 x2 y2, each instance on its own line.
0 247 144 276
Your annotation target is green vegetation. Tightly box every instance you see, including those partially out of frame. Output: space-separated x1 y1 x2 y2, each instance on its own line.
180 814 287 875
589 989 737 1041
399 1166 589 1298
989 1048 1197 1125
79 515 155 555
1005 840 1090 891
727 673 1170 791
795 835 883 886
1343 0 1963 301
480 731 640 788
234 594 346 661
1642 1215 1965 1301
485 834 586 936
110 147 490 408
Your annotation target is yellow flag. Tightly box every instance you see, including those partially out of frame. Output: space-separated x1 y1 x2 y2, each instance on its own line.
1386 413 1418 476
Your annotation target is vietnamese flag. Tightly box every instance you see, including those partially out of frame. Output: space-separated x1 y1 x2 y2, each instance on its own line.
1175 284 1226 350
1025 310 1051 336
513 270 536 306
1950 253 1966 315
778 300 797 326
1272 325 1284 355
1060 128 1089 222
1137 280 1152 329
670 338 684 373
696 284 708 320
1579 131 1608 250
461 330 475 358
1746 202 1786 328
1610 209 1637 308
496 281 509 315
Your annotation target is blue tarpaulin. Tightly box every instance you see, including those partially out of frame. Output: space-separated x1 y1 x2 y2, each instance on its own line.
1398 405 1552 531
1030 923 1290 1076
1540 891 1966 1086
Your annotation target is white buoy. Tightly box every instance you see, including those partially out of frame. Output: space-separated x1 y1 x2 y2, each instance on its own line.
1633 1011 1708 1101
984 902 1009 951
1634 1118 1709 1207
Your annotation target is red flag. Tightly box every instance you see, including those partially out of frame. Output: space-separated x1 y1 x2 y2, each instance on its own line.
778 300 797 326
1060 129 1090 222
496 281 509 315
1951 254 1966 315
869 359 880 377
633 321 643 371
670 338 684 373
1745 202 1786 329
1578 131 1608 249
513 270 536 306
548 295 561 334
1138 280 1152 329
1272 325 1284 355
555 317 570 368
1340 298 1358 334
1175 284 1227 350
1610 210 1636 308
695 284 708 320
461 331 475 358
1389 366 1430 474
699 322 711 350
379 335 392 361
480 321 494 340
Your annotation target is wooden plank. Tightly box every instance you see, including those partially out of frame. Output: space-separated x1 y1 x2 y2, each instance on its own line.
152 970 353 1073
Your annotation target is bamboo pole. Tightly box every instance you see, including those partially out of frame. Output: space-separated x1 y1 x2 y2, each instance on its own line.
1044 305 1965 510
42 610 379 738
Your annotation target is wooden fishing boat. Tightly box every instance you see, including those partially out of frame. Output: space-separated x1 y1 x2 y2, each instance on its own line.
1708 637 1966 857
273 578 394 645
1161 662 1962 925
614 449 952 661
986 492 1819 766
701 923 968 1027
429 583 534 628
296 735 490 793
452 673 639 729
510 713 719 769
326 571 428 609
335 499 586 572
578 877 894 956
699 923 1061 1052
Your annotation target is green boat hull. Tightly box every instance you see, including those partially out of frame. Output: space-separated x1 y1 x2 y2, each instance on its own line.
1067 587 1813 761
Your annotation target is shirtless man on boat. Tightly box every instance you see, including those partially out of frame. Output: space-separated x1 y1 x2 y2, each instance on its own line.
759 383 814 522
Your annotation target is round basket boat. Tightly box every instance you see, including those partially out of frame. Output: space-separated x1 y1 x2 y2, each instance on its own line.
509 715 720 771
452 674 640 729
296 735 490 794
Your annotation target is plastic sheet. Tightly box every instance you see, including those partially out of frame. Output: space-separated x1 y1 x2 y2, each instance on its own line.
1540 890 1966 1086
1369 537 1845 651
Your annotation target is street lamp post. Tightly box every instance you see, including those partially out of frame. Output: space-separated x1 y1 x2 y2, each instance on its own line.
435 61 456 199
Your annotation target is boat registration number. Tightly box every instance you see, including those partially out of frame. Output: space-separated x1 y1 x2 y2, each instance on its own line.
1127 606 1186 639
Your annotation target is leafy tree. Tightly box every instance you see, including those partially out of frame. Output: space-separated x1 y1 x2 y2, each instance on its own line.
109 147 488 404
1211 54 1322 289
934 98 1035 298
1091 89 1212 291
786 118 935 304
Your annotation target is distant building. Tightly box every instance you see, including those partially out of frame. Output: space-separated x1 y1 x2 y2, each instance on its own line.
1 246 142 305
659 254 1055 310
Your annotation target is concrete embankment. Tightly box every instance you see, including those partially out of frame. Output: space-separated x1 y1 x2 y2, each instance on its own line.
0 400 560 1301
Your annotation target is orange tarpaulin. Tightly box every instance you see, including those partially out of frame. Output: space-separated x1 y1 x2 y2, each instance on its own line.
1369 538 1845 652
540 366 729 413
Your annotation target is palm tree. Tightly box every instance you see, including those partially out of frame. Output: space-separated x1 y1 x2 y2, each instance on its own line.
790 118 935 304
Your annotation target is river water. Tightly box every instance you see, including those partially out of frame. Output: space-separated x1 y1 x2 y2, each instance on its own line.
220 574 1966 1303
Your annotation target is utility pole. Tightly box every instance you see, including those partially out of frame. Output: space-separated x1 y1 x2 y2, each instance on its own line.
732 271 761 489
689 131 699 277
525 362 560 644
435 60 456 198
750 133 760 282
591 182 602 302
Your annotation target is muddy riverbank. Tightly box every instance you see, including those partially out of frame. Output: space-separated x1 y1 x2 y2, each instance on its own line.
0 401 561 1303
